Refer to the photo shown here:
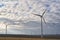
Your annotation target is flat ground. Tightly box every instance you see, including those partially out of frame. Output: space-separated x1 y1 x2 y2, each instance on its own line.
0 34 60 40
0 37 60 40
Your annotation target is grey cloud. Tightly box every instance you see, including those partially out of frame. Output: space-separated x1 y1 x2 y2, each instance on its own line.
0 0 60 35
10 20 60 35
23 21 40 28
0 18 21 25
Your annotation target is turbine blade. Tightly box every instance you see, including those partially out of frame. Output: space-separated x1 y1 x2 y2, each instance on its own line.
32 14 41 17
42 9 46 16
42 17 46 24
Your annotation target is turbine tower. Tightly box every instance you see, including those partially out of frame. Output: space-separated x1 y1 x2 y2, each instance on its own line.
4 22 8 35
32 9 46 38
6 24 7 34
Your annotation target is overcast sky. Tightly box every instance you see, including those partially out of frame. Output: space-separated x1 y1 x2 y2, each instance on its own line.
0 0 60 35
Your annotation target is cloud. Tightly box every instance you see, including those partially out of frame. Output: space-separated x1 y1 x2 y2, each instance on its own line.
0 0 60 35
0 3 5 8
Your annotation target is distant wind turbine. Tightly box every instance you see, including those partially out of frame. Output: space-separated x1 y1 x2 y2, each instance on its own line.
6 24 7 34
4 22 8 35
32 9 47 38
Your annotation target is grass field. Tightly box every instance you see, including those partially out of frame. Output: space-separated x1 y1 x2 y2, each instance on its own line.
0 34 60 40
0 37 60 40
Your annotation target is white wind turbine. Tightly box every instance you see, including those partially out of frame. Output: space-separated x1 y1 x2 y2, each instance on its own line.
5 24 8 34
32 9 47 38
4 22 8 35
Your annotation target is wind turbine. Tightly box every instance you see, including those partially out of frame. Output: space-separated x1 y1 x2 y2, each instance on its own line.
32 9 46 38
6 24 8 34
4 22 8 35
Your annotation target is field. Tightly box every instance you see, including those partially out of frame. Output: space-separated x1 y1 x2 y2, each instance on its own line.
0 37 60 40
0 34 60 40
